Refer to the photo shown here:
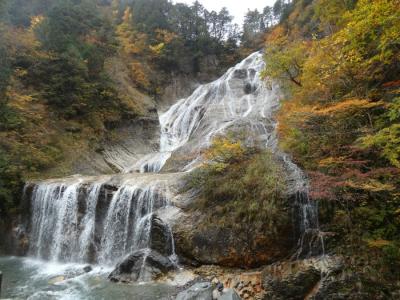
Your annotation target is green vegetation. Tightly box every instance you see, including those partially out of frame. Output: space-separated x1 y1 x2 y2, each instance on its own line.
110 0 285 89
263 0 400 286
0 0 135 218
185 136 289 239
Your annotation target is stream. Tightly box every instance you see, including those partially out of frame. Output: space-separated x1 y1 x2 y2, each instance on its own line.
0 256 175 299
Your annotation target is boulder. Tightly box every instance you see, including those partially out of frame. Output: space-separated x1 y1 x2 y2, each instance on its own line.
312 272 389 300
263 266 321 300
149 215 174 257
109 249 175 283
173 213 295 268
83 265 92 273
48 276 65 285
233 69 247 79
217 289 242 300
260 257 346 300
176 282 213 300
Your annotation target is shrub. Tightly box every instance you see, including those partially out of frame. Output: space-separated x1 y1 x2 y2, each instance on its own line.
185 136 289 236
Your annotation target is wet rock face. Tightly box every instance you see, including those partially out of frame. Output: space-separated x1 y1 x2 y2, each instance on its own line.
175 282 214 300
0 223 29 256
173 214 295 268
258 256 390 300
263 266 321 300
217 289 242 300
1 183 34 256
149 215 174 257
159 76 200 113
216 272 263 299
233 69 248 79
176 282 241 300
311 271 393 300
108 249 175 283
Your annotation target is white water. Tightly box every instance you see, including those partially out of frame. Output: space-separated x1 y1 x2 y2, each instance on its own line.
0 256 175 299
134 52 281 173
28 176 174 266
78 183 103 262
98 181 169 264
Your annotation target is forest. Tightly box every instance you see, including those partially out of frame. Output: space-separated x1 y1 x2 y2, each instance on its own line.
262 0 400 290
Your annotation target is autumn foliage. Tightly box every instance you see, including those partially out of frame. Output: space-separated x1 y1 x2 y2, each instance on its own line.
263 0 400 282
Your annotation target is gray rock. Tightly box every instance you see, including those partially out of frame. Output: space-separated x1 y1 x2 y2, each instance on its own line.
233 69 247 79
312 273 389 300
218 289 241 300
109 249 175 283
173 216 295 268
149 215 174 257
83 265 92 273
176 282 214 300
263 267 321 300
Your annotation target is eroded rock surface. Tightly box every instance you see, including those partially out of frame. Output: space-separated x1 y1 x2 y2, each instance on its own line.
173 209 295 268
149 215 174 257
109 249 175 283
175 282 213 300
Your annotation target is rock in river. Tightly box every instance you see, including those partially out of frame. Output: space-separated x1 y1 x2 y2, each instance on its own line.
108 249 175 283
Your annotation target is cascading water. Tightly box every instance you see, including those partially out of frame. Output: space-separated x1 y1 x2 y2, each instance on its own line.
30 181 82 261
26 51 321 275
283 155 325 258
98 182 169 264
133 52 280 173
78 183 103 262
28 176 174 266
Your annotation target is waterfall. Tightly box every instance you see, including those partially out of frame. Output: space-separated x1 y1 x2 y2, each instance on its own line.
27 51 322 269
30 181 82 261
134 52 280 173
98 182 169 264
283 146 324 258
28 177 174 265
133 51 322 256
78 183 103 262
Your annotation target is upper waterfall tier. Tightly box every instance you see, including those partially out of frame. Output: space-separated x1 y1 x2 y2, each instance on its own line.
131 52 281 173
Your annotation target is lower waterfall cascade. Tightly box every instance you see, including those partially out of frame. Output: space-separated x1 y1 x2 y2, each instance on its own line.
25 51 322 273
27 175 175 266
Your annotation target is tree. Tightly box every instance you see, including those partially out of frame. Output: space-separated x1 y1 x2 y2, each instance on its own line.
115 7 151 89
273 0 283 21
313 0 357 34
0 26 11 99
37 0 102 53
262 6 274 29
241 9 265 48
131 0 171 36
263 26 308 87
216 8 233 41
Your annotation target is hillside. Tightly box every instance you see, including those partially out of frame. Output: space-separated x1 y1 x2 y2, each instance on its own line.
263 0 400 294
